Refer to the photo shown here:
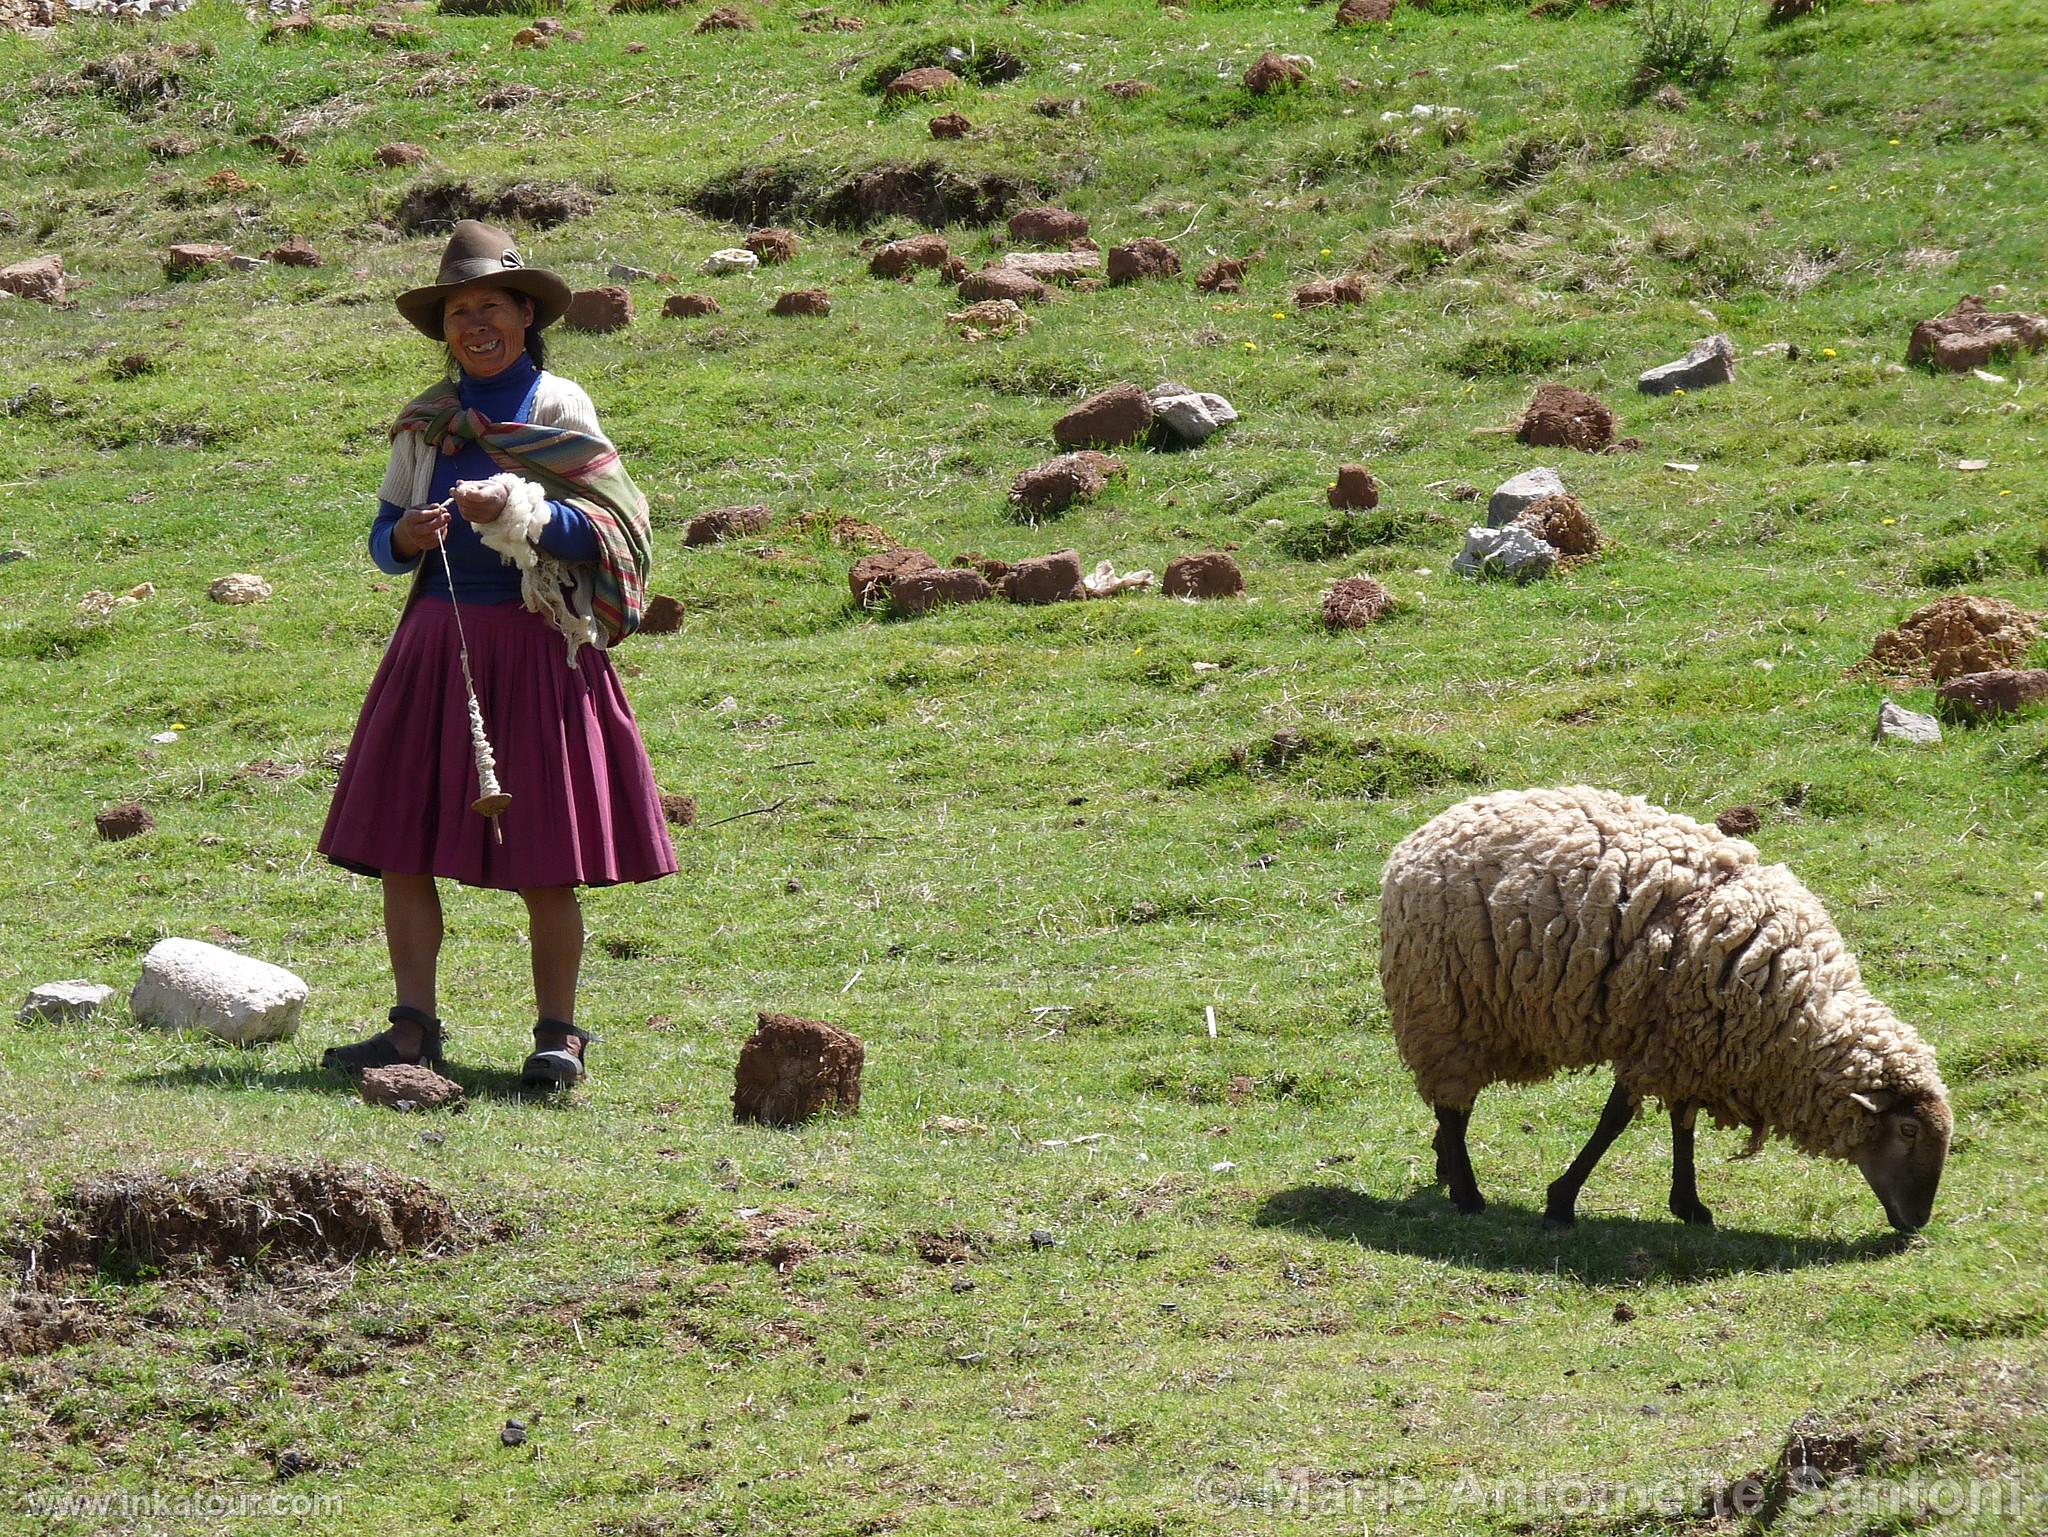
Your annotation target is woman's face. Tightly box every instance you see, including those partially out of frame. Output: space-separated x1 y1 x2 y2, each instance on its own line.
442 284 533 378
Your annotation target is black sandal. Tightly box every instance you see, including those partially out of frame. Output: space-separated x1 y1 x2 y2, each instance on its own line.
322 1005 448 1076
520 1019 592 1090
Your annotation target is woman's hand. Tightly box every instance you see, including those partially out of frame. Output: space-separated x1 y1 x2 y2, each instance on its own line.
452 479 509 526
391 502 451 560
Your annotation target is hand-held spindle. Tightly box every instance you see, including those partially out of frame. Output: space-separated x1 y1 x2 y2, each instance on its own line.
429 504 512 830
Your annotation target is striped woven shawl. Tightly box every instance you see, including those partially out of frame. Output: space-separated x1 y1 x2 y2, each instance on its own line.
392 380 651 645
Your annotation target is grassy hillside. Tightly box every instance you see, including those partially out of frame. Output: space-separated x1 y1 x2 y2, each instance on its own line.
2 0 2046 1531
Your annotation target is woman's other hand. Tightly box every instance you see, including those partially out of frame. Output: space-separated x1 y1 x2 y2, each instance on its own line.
452 479 509 526
391 502 451 559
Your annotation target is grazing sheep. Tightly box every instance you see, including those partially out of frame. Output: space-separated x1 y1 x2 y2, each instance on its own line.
1378 787 1951 1233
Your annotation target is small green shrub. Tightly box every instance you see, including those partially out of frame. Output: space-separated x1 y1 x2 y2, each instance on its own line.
1276 508 1428 560
1632 0 1745 92
439 0 561 17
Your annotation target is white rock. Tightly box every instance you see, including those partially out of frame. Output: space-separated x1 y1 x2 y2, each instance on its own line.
1637 333 1736 395
227 254 269 272
1453 524 1557 581
1486 467 1566 528
1956 459 1989 472
130 938 307 1046
1874 698 1941 747
208 573 272 605
19 981 115 1024
1146 380 1238 444
700 248 760 276
1752 341 1793 358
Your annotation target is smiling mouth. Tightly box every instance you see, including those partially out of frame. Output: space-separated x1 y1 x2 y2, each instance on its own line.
464 338 503 356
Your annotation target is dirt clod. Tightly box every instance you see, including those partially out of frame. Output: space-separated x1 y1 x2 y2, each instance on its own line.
1907 294 2048 373
684 504 772 545
1196 256 1250 293
360 1064 465 1112
1245 52 1309 94
1936 668 2048 722
1337 0 1396 20
1329 465 1379 511
95 803 154 841
1163 551 1246 599
1010 451 1125 518
375 142 427 168
769 288 830 317
1001 550 1087 605
1510 493 1600 556
1715 805 1762 836
850 547 938 606
1518 384 1616 452
885 66 961 101
870 232 950 279
19 1161 470 1282
1322 575 1391 629
694 4 755 30
264 235 322 268
637 594 685 635
660 792 698 826
1295 274 1368 308
929 111 972 139
891 567 992 616
744 226 798 264
565 286 632 333
1107 237 1181 285
1105 79 1155 100
1053 383 1154 449
663 293 721 318
1858 595 2043 682
959 266 1047 304
733 1013 864 1126
1008 206 1089 244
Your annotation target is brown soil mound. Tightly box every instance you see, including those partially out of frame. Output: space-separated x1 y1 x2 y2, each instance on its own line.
1715 805 1762 836
1008 206 1089 244
744 226 798 264
684 503 773 545
953 552 1013 584
850 547 938 605
1517 384 1616 452
1105 80 1155 101
95 803 154 841
1107 238 1181 285
1295 275 1368 308
1163 551 1246 599
0 1295 95 1357
1001 550 1087 604
1245 52 1309 93
20 1161 470 1282
891 567 992 616
375 142 426 168
1511 493 1601 556
1010 451 1125 518
960 266 1047 304
1907 294 2048 373
870 232 951 279
769 288 830 317
734 1013 864 1126
694 5 756 31
1338 0 1397 19
1322 575 1391 628
265 235 322 268
1859 596 2043 682
928 111 971 139
1936 668 2048 722
884 66 960 101
663 293 720 318
360 1064 466 1112
1053 383 1154 449
1329 465 1379 511
638 594 685 634
1196 256 1249 293
565 286 632 333
660 792 699 826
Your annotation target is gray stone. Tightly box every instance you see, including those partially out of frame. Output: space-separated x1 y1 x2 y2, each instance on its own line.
1874 698 1942 747
1146 381 1238 445
607 263 655 282
1486 467 1567 529
19 981 114 1024
1453 523 1558 581
130 937 307 1046
1638 333 1736 395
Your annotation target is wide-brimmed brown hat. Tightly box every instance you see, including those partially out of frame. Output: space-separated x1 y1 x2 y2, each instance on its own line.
394 219 571 338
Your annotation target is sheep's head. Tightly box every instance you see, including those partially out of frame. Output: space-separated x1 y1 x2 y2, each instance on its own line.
1849 1089 1951 1233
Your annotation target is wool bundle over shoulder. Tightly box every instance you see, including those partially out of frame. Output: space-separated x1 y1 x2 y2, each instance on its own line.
1378 786 1947 1159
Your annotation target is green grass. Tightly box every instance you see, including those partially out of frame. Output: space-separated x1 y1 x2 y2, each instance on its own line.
3 0 2048 1531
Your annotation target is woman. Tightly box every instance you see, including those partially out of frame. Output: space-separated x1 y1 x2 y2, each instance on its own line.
318 220 676 1089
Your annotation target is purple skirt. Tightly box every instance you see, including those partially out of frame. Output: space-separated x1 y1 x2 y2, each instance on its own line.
319 596 677 891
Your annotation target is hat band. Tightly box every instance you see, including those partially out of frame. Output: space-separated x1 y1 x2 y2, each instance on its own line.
438 256 521 285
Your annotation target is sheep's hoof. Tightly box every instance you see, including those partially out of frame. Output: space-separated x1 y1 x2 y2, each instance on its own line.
1672 1201 1714 1227
1451 1190 1486 1216
1541 1206 1576 1231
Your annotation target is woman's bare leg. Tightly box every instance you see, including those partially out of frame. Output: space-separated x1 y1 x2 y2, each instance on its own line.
521 886 584 1038
382 873 443 1052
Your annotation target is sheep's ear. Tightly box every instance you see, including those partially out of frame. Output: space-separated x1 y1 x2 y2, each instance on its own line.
1849 1091 1896 1115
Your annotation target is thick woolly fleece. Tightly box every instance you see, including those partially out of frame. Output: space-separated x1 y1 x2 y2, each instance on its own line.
1378 786 1950 1160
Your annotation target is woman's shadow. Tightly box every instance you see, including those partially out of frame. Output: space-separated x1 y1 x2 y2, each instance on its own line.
1254 1183 1905 1284
130 1056 571 1106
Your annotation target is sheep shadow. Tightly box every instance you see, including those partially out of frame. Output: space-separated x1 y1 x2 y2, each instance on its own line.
129 1059 580 1107
1254 1184 1905 1283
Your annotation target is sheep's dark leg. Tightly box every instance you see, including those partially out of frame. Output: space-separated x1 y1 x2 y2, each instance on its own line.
1433 1103 1485 1215
1668 1102 1714 1226
1542 1077 1637 1229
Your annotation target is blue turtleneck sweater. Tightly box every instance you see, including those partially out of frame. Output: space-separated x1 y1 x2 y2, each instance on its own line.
369 355 601 604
